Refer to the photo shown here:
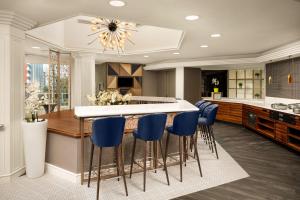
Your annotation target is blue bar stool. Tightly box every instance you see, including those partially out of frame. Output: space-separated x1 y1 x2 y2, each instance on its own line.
129 113 170 192
195 100 206 108
165 111 202 182
198 101 212 116
198 104 219 159
87 117 128 200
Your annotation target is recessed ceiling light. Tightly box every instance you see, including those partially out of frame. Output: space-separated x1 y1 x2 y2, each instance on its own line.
32 46 40 49
200 45 208 48
109 0 125 7
210 33 221 38
144 55 149 58
173 52 180 55
185 15 199 21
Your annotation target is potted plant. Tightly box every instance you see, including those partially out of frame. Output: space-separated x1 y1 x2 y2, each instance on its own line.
211 78 220 92
238 82 243 88
254 72 260 79
254 93 260 99
22 83 48 178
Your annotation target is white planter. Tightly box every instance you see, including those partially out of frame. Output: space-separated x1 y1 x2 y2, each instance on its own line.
22 120 48 178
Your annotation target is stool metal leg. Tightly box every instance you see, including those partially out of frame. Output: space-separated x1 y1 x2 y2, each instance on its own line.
164 133 170 170
159 139 170 185
119 144 128 196
191 135 202 177
96 147 102 200
183 136 187 167
143 141 147 192
153 141 158 173
179 136 183 182
115 147 120 181
129 137 136 178
87 143 94 187
209 126 219 159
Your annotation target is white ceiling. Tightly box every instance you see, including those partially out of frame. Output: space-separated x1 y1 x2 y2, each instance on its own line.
2 0 300 64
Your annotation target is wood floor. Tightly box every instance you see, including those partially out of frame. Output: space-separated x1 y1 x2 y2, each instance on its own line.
176 122 300 200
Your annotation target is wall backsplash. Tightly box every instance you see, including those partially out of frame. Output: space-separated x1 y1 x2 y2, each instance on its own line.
266 57 300 99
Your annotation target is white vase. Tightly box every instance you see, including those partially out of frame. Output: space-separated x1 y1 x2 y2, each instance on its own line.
22 120 48 178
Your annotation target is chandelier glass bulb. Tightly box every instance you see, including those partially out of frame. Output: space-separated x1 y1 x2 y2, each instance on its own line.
89 17 137 52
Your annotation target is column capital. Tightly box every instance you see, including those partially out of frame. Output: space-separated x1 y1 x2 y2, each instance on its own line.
71 52 96 59
0 10 37 31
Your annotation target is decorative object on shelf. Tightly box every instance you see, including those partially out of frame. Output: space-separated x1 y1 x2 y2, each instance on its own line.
254 72 260 78
88 17 137 52
22 82 48 178
254 93 260 99
288 73 292 84
268 76 272 85
211 78 219 92
211 92 222 100
87 90 132 106
238 82 243 88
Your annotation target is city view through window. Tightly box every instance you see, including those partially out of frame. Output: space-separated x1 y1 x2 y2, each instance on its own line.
24 63 71 111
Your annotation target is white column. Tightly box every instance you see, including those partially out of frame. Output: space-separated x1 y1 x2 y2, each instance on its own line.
0 11 36 180
71 53 96 107
175 67 184 99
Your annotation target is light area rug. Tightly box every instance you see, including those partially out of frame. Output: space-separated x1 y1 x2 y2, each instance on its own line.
0 140 249 200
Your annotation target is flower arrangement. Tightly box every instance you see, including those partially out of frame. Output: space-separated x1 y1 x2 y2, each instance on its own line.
211 78 219 86
87 90 132 106
212 78 220 92
24 83 46 122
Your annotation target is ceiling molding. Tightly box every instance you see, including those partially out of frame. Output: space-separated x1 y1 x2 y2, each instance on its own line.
144 40 300 70
0 10 37 31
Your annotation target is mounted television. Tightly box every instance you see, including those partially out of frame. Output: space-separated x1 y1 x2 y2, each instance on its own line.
118 77 133 88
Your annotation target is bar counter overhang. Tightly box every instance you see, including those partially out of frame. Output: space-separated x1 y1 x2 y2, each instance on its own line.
44 98 198 184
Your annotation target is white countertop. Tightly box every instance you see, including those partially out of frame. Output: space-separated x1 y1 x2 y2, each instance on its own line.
75 100 198 118
203 97 300 116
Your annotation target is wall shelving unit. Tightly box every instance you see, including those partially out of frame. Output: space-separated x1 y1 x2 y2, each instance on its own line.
228 69 264 99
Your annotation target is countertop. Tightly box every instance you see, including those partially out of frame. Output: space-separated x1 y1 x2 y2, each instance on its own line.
203 97 300 116
75 100 198 118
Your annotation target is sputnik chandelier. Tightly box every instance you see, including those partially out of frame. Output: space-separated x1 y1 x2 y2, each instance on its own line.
88 17 137 52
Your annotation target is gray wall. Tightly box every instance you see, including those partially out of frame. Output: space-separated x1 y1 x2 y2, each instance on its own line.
95 63 107 92
142 69 176 97
184 68 202 104
266 57 300 99
142 70 158 96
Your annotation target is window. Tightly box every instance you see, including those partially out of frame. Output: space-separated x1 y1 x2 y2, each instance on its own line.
24 62 71 112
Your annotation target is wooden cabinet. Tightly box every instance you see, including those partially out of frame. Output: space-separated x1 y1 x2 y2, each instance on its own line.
208 100 300 152
209 101 243 124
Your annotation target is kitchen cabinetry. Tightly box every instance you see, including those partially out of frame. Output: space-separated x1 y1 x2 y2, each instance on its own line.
209 101 243 124
207 100 300 152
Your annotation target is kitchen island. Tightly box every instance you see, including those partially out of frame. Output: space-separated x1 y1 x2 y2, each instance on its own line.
43 98 198 184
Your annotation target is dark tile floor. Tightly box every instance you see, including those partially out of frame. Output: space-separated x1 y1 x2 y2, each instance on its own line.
176 122 300 200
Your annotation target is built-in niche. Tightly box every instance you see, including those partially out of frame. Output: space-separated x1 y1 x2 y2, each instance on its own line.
201 70 228 97
106 63 143 95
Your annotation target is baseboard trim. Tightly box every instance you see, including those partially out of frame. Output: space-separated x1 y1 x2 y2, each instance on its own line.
0 167 26 183
45 163 80 183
